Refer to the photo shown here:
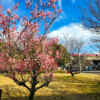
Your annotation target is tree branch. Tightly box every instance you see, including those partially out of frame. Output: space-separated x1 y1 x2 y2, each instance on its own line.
89 0 100 21
43 13 58 35
13 78 31 91
35 80 50 91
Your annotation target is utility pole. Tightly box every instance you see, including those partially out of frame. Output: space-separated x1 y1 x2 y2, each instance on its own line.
78 50 81 73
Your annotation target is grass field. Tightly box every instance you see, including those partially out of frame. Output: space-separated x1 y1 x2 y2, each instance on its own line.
0 72 100 100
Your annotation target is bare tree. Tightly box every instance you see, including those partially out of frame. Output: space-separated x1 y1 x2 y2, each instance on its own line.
90 35 100 53
81 0 100 55
63 34 84 72
81 0 100 32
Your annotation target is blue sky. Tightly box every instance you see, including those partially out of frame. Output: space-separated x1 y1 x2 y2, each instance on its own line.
51 0 82 30
0 0 84 29
0 0 99 53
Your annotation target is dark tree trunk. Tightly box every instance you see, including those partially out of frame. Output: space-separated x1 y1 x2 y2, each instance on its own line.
28 70 37 100
29 90 35 100
0 89 2 100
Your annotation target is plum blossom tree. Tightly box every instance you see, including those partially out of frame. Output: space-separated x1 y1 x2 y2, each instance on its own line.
0 0 61 100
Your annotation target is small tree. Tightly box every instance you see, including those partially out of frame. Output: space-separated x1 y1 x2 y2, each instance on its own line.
0 0 61 100
52 43 70 67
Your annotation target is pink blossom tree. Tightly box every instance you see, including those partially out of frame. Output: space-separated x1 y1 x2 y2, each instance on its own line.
0 0 61 100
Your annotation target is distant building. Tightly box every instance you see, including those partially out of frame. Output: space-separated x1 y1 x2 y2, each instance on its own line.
72 54 100 71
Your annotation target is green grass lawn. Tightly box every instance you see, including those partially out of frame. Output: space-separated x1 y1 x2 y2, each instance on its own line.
0 72 100 100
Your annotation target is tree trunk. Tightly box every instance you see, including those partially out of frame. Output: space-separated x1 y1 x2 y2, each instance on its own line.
29 90 35 100
0 89 2 100
28 70 37 100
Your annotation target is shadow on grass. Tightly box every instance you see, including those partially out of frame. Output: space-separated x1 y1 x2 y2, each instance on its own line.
2 93 100 100
55 74 99 84
1 74 100 100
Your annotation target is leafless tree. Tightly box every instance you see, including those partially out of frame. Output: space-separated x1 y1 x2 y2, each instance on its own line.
63 34 84 72
81 0 100 32
90 35 100 53
81 0 100 55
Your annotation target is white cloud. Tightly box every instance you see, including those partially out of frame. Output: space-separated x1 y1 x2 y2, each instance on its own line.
48 23 100 53
48 23 94 42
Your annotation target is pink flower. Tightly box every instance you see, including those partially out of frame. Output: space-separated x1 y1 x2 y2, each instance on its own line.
7 9 11 14
58 9 62 13
52 4 56 11
12 25 16 32
13 2 19 9
56 50 60 59
16 60 25 72
14 14 19 19
50 0 57 3
47 11 51 16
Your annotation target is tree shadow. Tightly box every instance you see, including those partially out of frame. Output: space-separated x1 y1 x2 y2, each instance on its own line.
1 77 100 100
2 93 100 100
0 85 28 100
